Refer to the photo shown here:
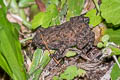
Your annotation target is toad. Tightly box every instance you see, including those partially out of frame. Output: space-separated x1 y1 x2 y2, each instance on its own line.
32 15 95 60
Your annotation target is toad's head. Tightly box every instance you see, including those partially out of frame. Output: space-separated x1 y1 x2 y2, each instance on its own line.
32 27 45 48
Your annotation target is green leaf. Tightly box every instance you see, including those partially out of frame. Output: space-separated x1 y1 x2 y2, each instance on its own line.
60 65 78 80
53 76 59 80
97 42 104 48
66 0 84 20
31 12 49 29
85 9 102 27
19 0 34 7
78 69 86 77
29 49 42 75
105 28 120 45
101 34 110 42
9 0 19 14
60 0 66 9
111 57 120 80
0 52 13 78
12 23 21 33
30 4 39 16
100 0 120 25
49 0 59 6
47 4 58 16
0 1 26 80
31 4 59 29
66 51 77 57
29 49 50 80
66 10 74 21
43 50 55 55
111 47 120 56
103 41 108 47
47 4 60 26
59 1 67 17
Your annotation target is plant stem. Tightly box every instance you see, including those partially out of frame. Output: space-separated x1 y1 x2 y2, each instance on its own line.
19 9 32 29
113 55 120 69
20 36 33 43
92 0 100 12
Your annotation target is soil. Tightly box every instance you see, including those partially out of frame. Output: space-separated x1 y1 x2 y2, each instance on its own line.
39 47 113 80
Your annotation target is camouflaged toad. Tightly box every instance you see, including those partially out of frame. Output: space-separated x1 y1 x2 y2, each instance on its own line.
33 15 95 60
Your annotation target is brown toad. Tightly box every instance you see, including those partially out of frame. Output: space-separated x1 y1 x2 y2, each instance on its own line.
32 15 95 60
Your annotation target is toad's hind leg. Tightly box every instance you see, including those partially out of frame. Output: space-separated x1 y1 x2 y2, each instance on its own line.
76 31 95 60
76 26 90 50
76 26 95 53
50 45 66 60
82 32 95 53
